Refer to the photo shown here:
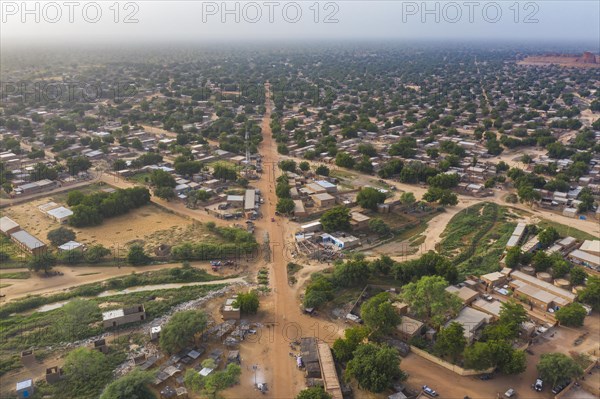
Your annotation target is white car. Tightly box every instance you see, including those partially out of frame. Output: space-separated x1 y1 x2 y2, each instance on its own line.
504 388 515 398
422 385 438 397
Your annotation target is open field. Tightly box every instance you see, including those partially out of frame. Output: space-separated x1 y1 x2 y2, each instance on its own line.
5 196 194 251
440 202 517 276
518 55 600 68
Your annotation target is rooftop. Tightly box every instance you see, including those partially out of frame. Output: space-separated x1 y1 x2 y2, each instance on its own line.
0 216 19 232
11 230 45 250
47 206 73 219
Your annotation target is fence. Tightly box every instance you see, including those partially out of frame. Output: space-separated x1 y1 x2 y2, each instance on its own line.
409 345 494 376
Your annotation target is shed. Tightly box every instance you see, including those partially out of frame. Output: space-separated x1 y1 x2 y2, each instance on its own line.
46 206 73 223
0 216 20 236
16 379 33 398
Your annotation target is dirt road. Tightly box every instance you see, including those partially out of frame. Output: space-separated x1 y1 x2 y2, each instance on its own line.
0 262 222 302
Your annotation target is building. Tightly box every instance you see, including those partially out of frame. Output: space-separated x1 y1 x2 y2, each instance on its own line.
312 193 335 208
222 297 240 321
470 298 503 320
226 195 244 207
16 379 33 399
506 222 527 249
102 305 146 328
321 232 360 250
293 200 308 218
480 271 508 292
244 189 256 212
315 180 338 193
395 316 425 341
46 206 73 223
445 285 479 305
446 307 491 343
579 240 600 256
58 241 84 252
300 221 322 233
568 249 600 271
11 230 47 255
317 342 343 399
509 270 576 310
0 216 20 236
14 179 57 195
350 212 371 230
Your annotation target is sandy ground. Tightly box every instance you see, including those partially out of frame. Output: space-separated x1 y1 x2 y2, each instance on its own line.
5 198 192 251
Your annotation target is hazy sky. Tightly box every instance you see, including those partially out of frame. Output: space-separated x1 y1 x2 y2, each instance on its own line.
1 1 599 47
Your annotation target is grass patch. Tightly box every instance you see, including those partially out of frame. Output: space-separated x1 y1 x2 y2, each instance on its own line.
330 169 356 180
537 219 596 242
0 265 226 318
127 172 152 185
0 271 30 279
0 235 25 261
0 283 11 288
287 262 303 285
440 202 516 277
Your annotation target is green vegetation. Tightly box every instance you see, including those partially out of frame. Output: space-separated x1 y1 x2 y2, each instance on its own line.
286 262 303 285
233 290 260 315
171 225 259 260
68 187 151 227
184 363 242 397
537 353 584 388
0 271 30 279
537 219 597 242
47 226 76 246
320 206 351 232
401 275 462 329
345 343 405 392
555 303 587 327
160 310 207 354
439 202 515 276
296 387 332 399
100 369 157 399
356 187 386 211
360 292 400 337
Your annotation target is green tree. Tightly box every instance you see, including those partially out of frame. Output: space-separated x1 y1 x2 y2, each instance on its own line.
368 218 390 236
401 276 462 328
434 322 467 362
67 190 86 206
504 246 522 269
150 169 176 187
356 187 386 211
61 299 101 341
154 186 175 200
579 276 600 310
332 326 369 363
127 244 151 266
85 244 111 263
577 187 595 213
47 226 76 246
555 303 587 327
296 387 332 399
537 353 583 387
63 348 112 398
213 163 237 181
464 340 526 374
345 343 405 393
399 192 416 207
497 300 528 338
299 161 310 171
100 369 156 399
279 159 297 172
233 291 260 315
184 368 205 392
320 206 351 232
569 267 587 286
27 252 56 273
538 227 559 248
360 292 401 337
315 165 330 176
276 197 295 215
160 310 207 354
335 152 355 168
303 276 334 308
66 156 92 176
333 255 370 287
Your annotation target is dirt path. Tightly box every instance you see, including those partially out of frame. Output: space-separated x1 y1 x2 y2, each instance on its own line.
0 262 229 302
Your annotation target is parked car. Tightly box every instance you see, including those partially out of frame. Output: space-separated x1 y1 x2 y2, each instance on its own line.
504 388 516 398
552 381 569 394
422 385 438 397
533 379 543 392
479 374 493 380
